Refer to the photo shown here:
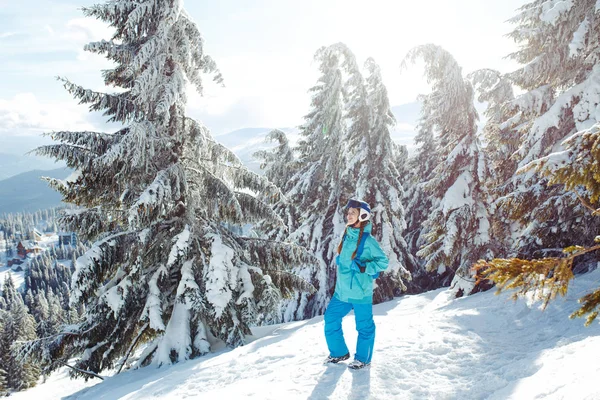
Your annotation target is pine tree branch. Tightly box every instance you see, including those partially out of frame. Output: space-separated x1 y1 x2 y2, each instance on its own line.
565 244 600 260
13 323 99 345
116 323 148 374
59 361 105 380
475 245 600 312
575 192 600 216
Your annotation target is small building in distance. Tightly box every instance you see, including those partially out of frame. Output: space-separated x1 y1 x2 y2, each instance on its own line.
32 228 44 242
7 258 23 268
16 241 44 258
58 232 78 246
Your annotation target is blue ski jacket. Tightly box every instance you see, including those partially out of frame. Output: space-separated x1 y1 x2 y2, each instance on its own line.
334 222 389 304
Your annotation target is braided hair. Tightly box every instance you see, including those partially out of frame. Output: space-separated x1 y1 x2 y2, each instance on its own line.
337 220 369 259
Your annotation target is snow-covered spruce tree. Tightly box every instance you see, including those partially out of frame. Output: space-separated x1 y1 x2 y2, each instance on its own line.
252 129 300 242
0 315 6 397
341 55 414 301
32 0 315 376
468 69 518 256
253 129 297 191
476 0 600 317
403 96 439 248
497 0 600 258
468 69 516 190
402 44 493 295
393 143 409 185
276 45 347 321
0 277 39 391
0 311 4 396
402 94 442 292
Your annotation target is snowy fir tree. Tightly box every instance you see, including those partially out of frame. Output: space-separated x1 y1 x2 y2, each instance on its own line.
253 129 298 192
252 129 300 243
477 0 600 323
393 143 409 185
468 69 516 190
342 55 414 301
31 0 315 376
274 44 347 321
0 313 6 397
403 44 493 295
467 69 518 255
495 0 600 258
268 43 413 319
402 95 441 291
0 276 39 391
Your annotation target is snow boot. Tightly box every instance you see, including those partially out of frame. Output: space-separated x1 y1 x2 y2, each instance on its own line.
324 353 350 364
348 360 370 370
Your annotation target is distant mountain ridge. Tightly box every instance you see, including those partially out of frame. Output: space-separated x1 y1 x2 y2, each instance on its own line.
0 152 66 180
0 168 70 215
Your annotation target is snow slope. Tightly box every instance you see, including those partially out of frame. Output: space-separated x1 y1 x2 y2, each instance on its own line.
11 269 600 400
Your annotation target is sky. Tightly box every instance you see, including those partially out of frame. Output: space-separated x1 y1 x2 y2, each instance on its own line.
0 0 527 155
10 267 600 399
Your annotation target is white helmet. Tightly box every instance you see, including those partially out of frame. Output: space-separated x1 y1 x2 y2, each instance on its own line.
343 198 371 222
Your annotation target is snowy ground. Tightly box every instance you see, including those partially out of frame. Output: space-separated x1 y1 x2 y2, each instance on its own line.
10 268 600 400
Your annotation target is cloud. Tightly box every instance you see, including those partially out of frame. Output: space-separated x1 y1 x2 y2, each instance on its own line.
65 17 114 45
394 122 415 131
188 93 306 136
0 92 120 155
186 77 306 136
0 92 100 135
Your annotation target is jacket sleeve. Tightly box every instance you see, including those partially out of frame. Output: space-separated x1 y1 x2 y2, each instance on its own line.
363 236 389 275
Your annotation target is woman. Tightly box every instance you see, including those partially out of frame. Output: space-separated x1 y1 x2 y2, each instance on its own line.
324 198 389 370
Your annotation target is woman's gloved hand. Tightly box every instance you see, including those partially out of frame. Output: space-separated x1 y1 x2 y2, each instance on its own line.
350 259 366 273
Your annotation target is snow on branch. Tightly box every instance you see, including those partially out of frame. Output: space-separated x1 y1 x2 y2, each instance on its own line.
569 17 590 58
167 225 191 267
233 192 284 226
129 166 183 228
142 266 168 331
71 231 138 305
58 77 140 123
84 40 134 64
59 207 109 241
33 144 98 169
540 0 575 25
239 237 319 273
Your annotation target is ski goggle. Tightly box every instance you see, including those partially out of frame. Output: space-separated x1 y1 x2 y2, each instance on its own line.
343 199 371 213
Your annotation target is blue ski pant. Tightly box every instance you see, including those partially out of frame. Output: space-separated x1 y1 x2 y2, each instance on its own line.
324 296 375 364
